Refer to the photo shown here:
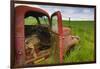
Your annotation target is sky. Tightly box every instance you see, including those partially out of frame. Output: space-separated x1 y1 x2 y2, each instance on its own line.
33 5 94 21
15 4 95 21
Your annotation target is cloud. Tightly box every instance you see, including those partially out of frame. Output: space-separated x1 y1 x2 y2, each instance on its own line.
32 4 94 21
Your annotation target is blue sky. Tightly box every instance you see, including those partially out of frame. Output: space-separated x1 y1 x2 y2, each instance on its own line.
34 5 94 21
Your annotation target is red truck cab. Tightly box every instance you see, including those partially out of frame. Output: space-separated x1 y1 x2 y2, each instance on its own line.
14 5 79 67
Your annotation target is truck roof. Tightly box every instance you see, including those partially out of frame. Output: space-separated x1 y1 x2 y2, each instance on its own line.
15 5 50 18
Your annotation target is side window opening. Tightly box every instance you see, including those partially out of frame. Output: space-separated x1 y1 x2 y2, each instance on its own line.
51 16 58 33
38 16 49 25
24 16 38 38
24 16 37 25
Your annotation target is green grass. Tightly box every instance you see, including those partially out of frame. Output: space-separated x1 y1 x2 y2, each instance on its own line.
63 20 95 63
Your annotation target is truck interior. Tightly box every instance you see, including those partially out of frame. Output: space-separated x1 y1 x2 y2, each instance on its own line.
24 11 52 64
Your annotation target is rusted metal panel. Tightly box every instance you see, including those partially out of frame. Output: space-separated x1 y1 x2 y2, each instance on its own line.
15 37 25 66
15 6 25 67
15 6 51 67
51 11 64 63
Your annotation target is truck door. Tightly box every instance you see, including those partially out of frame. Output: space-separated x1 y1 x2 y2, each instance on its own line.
51 11 64 63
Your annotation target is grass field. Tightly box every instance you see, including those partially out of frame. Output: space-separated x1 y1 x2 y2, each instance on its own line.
63 20 95 63
25 17 95 64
